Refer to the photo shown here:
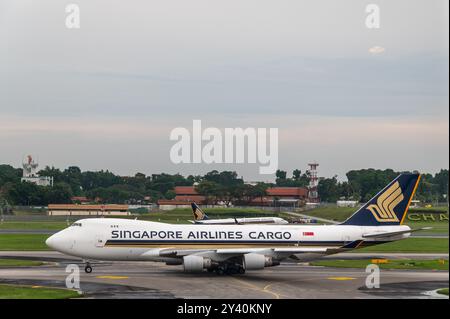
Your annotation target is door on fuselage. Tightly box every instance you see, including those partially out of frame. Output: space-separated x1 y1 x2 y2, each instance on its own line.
95 234 106 248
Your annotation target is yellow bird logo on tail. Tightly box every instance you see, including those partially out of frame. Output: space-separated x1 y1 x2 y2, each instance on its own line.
367 181 404 222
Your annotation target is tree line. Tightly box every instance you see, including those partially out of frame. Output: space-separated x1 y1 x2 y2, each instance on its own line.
317 168 448 203
0 164 447 206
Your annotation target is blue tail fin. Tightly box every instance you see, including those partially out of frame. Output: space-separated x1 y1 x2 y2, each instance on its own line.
341 173 421 226
191 202 208 220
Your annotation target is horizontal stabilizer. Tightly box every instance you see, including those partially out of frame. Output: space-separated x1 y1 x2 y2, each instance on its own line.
362 227 431 239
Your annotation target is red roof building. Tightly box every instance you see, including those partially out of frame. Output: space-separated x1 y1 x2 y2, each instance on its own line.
48 204 130 216
266 187 308 198
174 186 198 195
173 186 206 203
248 187 308 206
158 185 308 208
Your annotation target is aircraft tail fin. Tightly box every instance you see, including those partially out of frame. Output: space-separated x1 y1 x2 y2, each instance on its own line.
191 202 208 221
341 173 421 226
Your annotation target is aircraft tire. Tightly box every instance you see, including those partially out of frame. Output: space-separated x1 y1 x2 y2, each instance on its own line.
216 268 225 275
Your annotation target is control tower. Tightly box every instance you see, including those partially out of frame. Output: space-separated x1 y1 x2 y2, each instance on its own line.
21 155 53 186
307 162 319 203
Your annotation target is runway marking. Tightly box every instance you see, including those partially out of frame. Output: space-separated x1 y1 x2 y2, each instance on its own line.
96 275 129 280
327 277 356 281
263 284 281 299
229 277 282 299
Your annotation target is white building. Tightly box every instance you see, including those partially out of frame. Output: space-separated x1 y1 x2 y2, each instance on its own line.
21 155 53 187
48 204 130 216
336 200 358 208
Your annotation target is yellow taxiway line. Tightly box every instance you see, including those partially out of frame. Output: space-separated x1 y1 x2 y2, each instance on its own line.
96 275 129 280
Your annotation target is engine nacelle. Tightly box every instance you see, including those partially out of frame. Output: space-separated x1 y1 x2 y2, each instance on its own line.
243 253 278 270
243 253 265 270
183 255 212 272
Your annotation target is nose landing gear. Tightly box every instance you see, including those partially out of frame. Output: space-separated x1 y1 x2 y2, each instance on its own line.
84 262 92 273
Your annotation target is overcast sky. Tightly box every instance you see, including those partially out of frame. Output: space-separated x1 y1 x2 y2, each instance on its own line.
0 0 448 181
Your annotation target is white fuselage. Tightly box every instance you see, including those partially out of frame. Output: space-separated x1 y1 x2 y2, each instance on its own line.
46 218 411 262
194 217 289 225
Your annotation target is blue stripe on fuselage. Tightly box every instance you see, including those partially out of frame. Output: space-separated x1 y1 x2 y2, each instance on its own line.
105 239 389 246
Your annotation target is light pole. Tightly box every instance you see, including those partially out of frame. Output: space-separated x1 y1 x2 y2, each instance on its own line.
0 197 4 224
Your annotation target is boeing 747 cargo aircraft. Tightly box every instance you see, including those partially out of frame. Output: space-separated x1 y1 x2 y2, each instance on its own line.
189 202 289 225
46 173 424 275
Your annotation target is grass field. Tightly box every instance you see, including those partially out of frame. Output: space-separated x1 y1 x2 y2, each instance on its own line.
11 209 48 216
2 208 285 228
0 234 50 250
304 206 448 235
0 258 44 267
303 206 356 222
0 284 81 299
403 220 449 234
356 238 448 253
409 207 448 214
0 221 69 230
311 259 448 270
437 288 449 296
304 206 448 220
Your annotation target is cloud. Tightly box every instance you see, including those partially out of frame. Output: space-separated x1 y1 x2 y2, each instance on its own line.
0 1 448 180
0 114 447 181
369 46 386 55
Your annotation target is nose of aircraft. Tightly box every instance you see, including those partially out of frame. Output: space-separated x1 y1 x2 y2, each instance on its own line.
45 234 57 249
46 231 70 252
46 229 75 253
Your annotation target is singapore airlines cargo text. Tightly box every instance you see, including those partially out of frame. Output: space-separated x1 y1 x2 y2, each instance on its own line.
111 230 292 240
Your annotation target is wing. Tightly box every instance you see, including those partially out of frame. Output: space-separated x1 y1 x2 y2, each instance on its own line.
155 240 364 259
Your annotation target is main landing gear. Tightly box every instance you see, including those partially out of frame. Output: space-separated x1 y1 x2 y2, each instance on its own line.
213 264 245 275
84 262 93 273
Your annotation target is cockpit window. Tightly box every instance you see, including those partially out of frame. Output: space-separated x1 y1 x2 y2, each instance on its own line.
71 222 82 227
